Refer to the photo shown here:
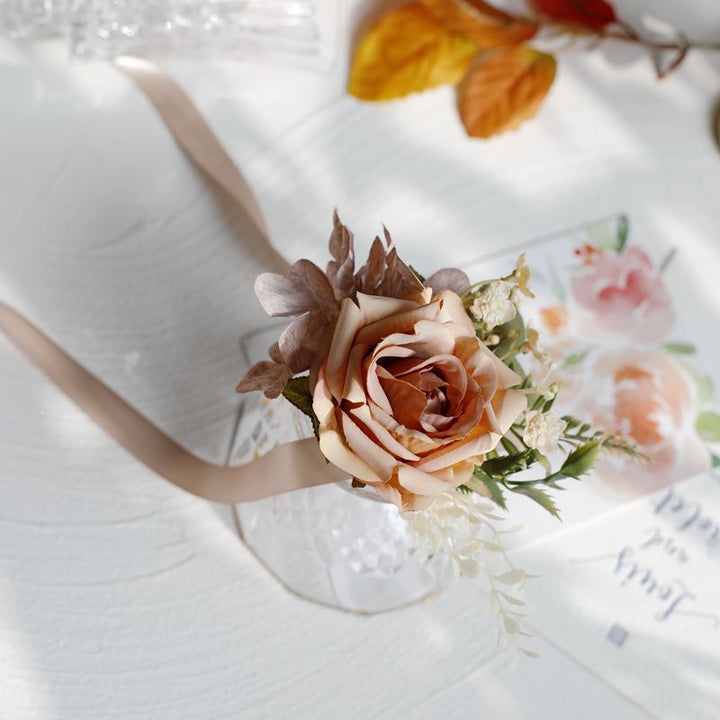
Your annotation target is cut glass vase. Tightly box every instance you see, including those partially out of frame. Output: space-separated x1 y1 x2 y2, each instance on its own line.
234 328 453 614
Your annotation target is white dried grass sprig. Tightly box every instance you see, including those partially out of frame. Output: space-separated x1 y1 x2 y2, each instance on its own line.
403 491 537 658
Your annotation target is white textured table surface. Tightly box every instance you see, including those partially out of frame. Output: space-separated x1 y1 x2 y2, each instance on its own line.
1 0 719 717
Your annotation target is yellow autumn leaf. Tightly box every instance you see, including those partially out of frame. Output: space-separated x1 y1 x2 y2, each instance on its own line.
457 47 556 138
421 0 538 48
348 3 477 102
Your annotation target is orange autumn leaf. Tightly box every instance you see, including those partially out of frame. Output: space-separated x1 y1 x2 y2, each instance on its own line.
457 47 556 138
421 0 538 48
349 3 477 102
458 0 518 22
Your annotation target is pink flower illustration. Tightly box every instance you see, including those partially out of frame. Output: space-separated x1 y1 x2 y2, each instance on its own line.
576 348 709 495
570 247 674 342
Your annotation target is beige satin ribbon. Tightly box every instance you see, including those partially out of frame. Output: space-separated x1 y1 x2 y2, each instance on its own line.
0 58 347 503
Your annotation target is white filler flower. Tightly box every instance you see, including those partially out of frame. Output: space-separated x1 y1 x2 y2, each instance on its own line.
523 410 568 456
471 281 517 330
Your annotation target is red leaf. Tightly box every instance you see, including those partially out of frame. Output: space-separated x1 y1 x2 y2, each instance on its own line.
532 0 617 30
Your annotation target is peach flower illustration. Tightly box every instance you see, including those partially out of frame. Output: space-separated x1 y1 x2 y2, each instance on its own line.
575 347 709 494
313 290 527 510
570 247 673 342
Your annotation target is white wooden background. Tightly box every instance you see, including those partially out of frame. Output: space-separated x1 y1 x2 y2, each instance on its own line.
1 0 719 716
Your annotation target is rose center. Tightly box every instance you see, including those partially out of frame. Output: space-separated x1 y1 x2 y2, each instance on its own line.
373 353 471 435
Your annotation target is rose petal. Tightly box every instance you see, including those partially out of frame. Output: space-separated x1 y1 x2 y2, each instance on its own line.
458 335 522 390
342 342 371 403
355 292 427 328
349 404 420 462
356 302 440 349
490 388 528 435
372 482 404 508
365 344 415 414
379 371 429 431
416 424 498 472
435 290 476 336
367 400 441 454
312 370 336 426
318 426 383 485
325 298 366 399
396 464 452 495
341 411 396 480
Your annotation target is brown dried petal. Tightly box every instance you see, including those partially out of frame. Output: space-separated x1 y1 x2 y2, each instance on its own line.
278 308 338 374
426 268 471 295
268 342 284 364
379 246 425 299
355 231 423 300
236 360 292 399
326 210 356 301
254 259 335 318
356 236 387 294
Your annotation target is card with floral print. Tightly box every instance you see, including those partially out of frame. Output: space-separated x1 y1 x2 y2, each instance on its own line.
468 215 719 534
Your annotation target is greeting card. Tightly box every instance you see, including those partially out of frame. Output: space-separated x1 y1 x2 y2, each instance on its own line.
514 470 720 719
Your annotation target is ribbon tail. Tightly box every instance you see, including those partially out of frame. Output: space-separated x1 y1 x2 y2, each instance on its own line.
0 300 346 503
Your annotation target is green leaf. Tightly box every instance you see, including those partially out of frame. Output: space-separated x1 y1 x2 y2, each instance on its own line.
696 411 720 443
510 484 560 519
472 467 507 510
697 375 716 405
662 342 696 356
408 265 426 283
531 449 551 473
542 395 557 413
586 215 628 254
492 311 527 362
560 440 602 479
614 215 629 254
563 348 590 367
712 455 720 468
481 449 534 477
676 360 715 404
562 416 582 431
282 375 320 439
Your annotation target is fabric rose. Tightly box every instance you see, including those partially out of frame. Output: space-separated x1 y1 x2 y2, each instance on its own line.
575 347 709 494
312 289 527 510
570 247 673 342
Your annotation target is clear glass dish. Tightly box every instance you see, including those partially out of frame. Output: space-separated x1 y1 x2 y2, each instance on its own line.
1 0 338 71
